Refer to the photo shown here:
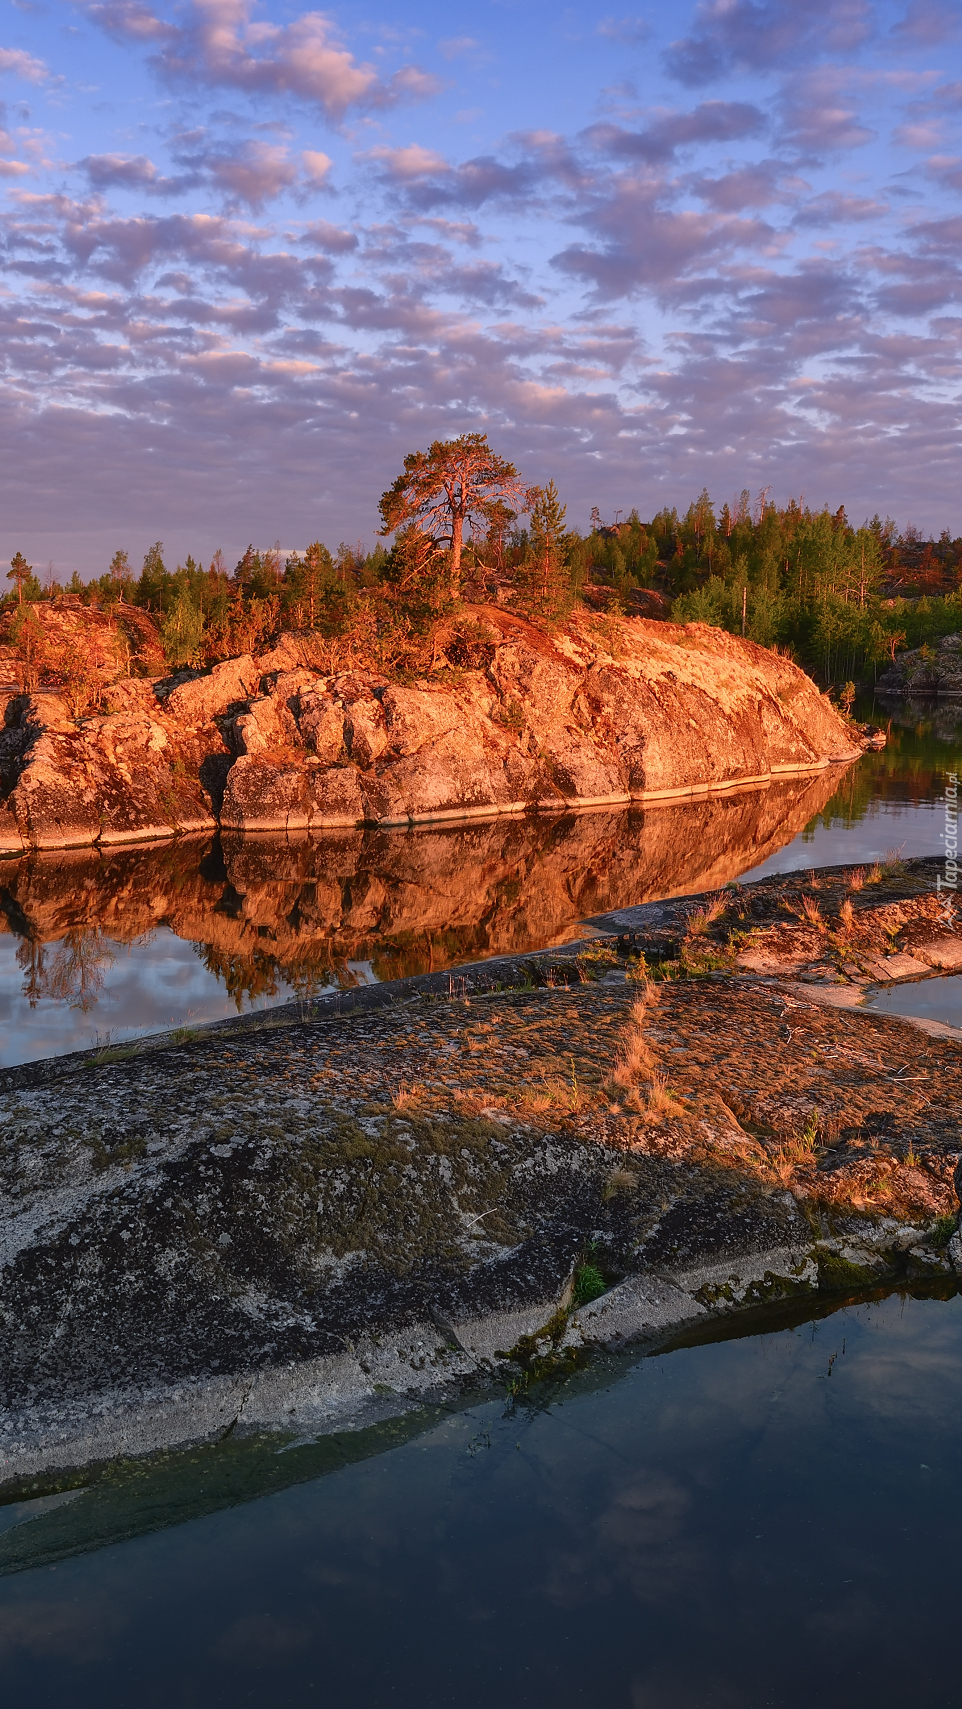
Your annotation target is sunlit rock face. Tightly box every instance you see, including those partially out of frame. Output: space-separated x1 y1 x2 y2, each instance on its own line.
0 610 859 853
0 766 845 1004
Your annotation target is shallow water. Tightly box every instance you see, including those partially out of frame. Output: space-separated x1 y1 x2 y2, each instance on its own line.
1 695 959 1064
1 1285 959 1707
865 973 962 1029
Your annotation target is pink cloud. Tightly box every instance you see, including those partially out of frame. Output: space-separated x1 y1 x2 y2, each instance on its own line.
87 0 441 120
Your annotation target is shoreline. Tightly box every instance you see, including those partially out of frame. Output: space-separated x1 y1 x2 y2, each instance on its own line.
2 854 960 1487
0 754 855 858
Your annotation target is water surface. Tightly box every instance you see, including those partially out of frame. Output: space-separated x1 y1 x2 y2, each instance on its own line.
2 695 960 1063
0 1285 958 1707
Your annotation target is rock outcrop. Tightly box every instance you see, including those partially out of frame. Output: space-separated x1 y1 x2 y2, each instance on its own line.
0 859 958 1484
876 631 962 696
0 609 861 852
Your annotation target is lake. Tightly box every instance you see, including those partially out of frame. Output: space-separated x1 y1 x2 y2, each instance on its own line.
1 695 960 1063
0 1282 958 1706
2 698 961 1704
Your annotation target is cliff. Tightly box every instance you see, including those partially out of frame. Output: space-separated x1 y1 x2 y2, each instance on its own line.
0 606 861 853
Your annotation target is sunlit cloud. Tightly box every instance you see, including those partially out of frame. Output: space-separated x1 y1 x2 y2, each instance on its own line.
87 0 441 119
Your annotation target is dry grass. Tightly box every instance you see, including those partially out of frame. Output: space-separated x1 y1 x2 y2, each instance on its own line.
769 1112 820 1180
391 1082 425 1111
517 1070 588 1116
646 1074 685 1119
846 867 866 891
838 898 855 932
606 986 685 1121
684 893 728 936
786 893 824 927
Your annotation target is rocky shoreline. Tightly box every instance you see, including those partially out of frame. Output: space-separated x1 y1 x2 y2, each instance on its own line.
0 855 959 1487
0 609 861 853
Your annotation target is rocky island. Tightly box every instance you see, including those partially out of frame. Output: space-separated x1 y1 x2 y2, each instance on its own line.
1 602 861 853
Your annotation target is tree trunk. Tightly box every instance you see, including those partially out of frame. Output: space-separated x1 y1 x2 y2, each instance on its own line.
450 510 464 590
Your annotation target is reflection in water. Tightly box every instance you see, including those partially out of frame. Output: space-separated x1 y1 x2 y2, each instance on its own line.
1 705 962 1064
16 929 116 1012
0 769 843 1016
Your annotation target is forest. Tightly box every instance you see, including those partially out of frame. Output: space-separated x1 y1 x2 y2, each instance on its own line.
5 434 962 689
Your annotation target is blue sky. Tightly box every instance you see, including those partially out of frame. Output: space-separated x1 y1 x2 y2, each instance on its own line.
1 0 961 577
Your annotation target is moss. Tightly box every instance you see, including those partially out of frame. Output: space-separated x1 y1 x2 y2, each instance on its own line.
693 1280 737 1308
741 1269 815 1306
499 1305 587 1394
82 1130 148 1172
814 1245 882 1290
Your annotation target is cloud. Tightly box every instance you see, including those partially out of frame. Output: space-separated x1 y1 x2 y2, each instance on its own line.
552 177 775 301
79 139 298 210
364 144 449 181
300 219 357 253
87 0 441 120
892 0 962 46
86 0 177 41
778 68 876 154
0 46 48 81
79 152 190 195
438 36 486 61
597 16 652 45
792 190 889 225
302 150 332 187
586 100 767 162
0 157 31 177
196 140 297 210
688 160 789 210
664 0 874 85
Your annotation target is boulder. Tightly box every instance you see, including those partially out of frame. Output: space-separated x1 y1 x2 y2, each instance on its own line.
163 655 260 725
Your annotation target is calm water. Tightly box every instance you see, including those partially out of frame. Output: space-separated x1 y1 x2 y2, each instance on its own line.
0 1285 959 1706
1 695 960 1065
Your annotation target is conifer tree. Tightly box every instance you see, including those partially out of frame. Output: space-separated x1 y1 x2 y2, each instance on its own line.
7 551 32 604
379 434 526 593
518 480 574 621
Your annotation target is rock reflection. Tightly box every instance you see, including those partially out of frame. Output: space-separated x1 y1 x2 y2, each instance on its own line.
0 768 848 1009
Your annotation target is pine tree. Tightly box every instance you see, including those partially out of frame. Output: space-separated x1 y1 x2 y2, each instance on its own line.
7 551 32 604
379 434 526 594
518 481 574 621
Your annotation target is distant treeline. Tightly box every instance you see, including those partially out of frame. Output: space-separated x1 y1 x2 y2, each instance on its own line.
5 470 962 684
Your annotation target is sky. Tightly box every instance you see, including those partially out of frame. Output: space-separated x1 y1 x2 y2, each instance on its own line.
0 0 961 579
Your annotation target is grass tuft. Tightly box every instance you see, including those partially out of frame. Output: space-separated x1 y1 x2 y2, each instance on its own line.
572 1262 607 1305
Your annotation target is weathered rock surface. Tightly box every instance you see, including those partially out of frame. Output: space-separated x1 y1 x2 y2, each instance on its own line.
0 859 958 1483
877 630 962 696
0 609 861 851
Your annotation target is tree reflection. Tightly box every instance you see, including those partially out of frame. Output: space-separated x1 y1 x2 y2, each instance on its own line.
194 943 283 1009
17 928 115 1011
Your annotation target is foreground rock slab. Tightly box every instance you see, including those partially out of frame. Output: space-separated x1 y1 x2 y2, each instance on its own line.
1 856 959 1484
